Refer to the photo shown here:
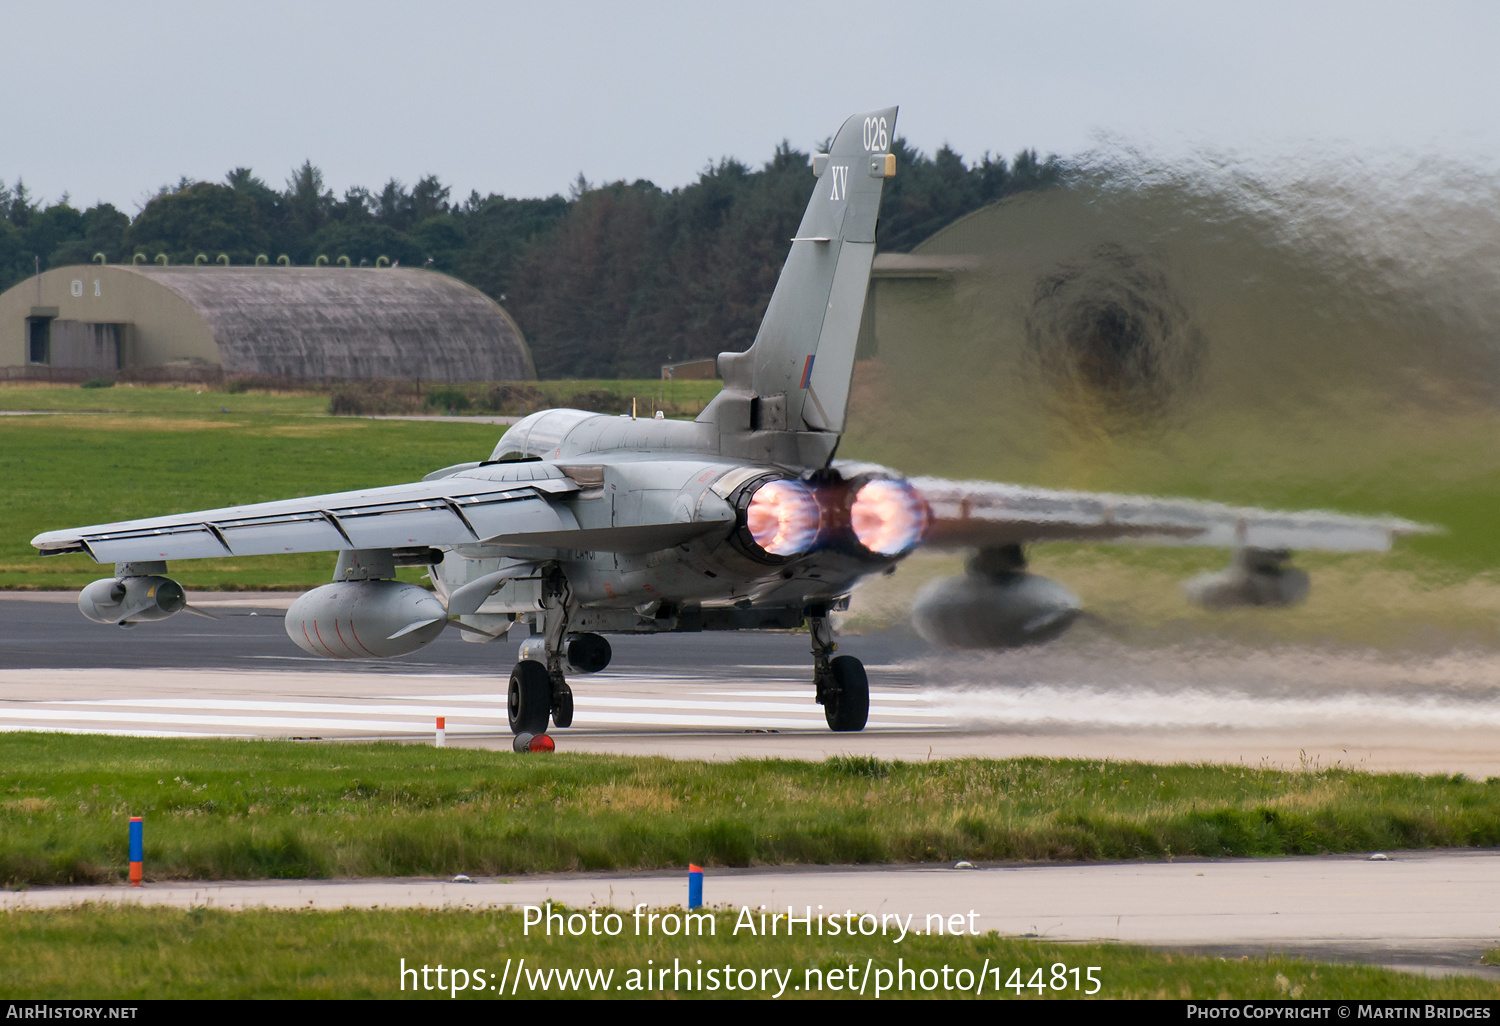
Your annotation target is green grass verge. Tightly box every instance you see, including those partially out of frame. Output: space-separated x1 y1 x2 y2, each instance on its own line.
1 906 1493 1000
4 733 1498 887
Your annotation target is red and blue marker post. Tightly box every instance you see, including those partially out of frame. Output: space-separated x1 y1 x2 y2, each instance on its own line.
128 816 143 886
688 864 703 909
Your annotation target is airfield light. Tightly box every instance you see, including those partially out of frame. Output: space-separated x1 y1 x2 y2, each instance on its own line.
745 479 821 556
850 478 929 555
512 732 555 753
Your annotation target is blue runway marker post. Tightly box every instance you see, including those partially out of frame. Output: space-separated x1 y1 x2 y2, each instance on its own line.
688 864 703 909
128 816 143 886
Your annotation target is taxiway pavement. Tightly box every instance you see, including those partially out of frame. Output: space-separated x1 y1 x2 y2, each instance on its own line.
8 851 1498 976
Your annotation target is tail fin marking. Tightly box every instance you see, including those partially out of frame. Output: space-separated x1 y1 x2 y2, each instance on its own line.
703 106 898 451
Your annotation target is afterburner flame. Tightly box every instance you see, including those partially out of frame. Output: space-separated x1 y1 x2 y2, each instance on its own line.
850 478 929 555
745 479 821 556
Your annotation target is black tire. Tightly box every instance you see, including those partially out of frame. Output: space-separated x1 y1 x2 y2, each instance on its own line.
508 661 551 735
551 681 574 729
823 655 869 732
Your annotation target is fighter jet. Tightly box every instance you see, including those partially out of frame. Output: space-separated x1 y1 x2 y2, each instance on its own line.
31 107 1430 734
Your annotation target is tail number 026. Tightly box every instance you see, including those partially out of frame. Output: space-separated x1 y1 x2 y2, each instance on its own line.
862 116 889 152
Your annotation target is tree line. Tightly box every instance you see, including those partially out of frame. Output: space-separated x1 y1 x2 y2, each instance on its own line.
0 139 1060 378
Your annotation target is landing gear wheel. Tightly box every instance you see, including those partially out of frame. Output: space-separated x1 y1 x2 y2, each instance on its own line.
823 655 869 732
508 660 551 735
551 680 574 729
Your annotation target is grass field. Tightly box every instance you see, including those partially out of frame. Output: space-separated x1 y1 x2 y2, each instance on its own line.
0 382 720 590
0 408 498 589
0 379 721 417
3 733 1497 886
2 905 1494 1000
845 366 1500 578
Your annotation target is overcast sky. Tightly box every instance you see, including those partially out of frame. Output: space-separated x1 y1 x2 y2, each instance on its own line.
4 0 1497 211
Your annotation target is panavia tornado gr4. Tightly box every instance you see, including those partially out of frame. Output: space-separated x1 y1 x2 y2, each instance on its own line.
32 107 1430 735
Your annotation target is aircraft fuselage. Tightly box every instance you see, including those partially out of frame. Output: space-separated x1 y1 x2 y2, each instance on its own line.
429 408 916 638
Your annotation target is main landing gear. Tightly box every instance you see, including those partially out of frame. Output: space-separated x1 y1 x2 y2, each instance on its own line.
507 660 552 736
509 635 611 734
810 609 868 732
506 581 611 734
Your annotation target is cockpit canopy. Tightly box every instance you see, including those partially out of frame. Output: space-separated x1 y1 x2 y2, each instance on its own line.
490 409 599 462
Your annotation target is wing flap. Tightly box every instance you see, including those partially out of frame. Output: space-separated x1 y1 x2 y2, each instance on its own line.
212 513 350 555
84 526 233 563
914 477 1434 553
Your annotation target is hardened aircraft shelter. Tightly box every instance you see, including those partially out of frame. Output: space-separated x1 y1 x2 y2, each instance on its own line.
0 265 535 382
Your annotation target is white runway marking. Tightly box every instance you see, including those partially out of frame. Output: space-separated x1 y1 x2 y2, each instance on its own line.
0 726 255 739
0 673 947 740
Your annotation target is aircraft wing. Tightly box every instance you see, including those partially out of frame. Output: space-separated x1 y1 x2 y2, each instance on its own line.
911 477 1434 552
31 472 587 563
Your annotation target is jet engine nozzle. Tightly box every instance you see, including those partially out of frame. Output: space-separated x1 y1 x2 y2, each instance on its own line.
1182 547 1310 610
911 546 1081 649
286 580 448 658
848 477 929 556
738 477 821 560
78 575 187 626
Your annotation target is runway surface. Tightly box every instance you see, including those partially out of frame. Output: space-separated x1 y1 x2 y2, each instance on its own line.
4 593 1500 773
9 851 1499 976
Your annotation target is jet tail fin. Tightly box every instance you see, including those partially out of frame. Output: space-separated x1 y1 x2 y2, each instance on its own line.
703 107 897 449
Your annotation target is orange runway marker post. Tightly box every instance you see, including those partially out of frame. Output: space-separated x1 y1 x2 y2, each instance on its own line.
435 716 446 748
128 816 143 886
